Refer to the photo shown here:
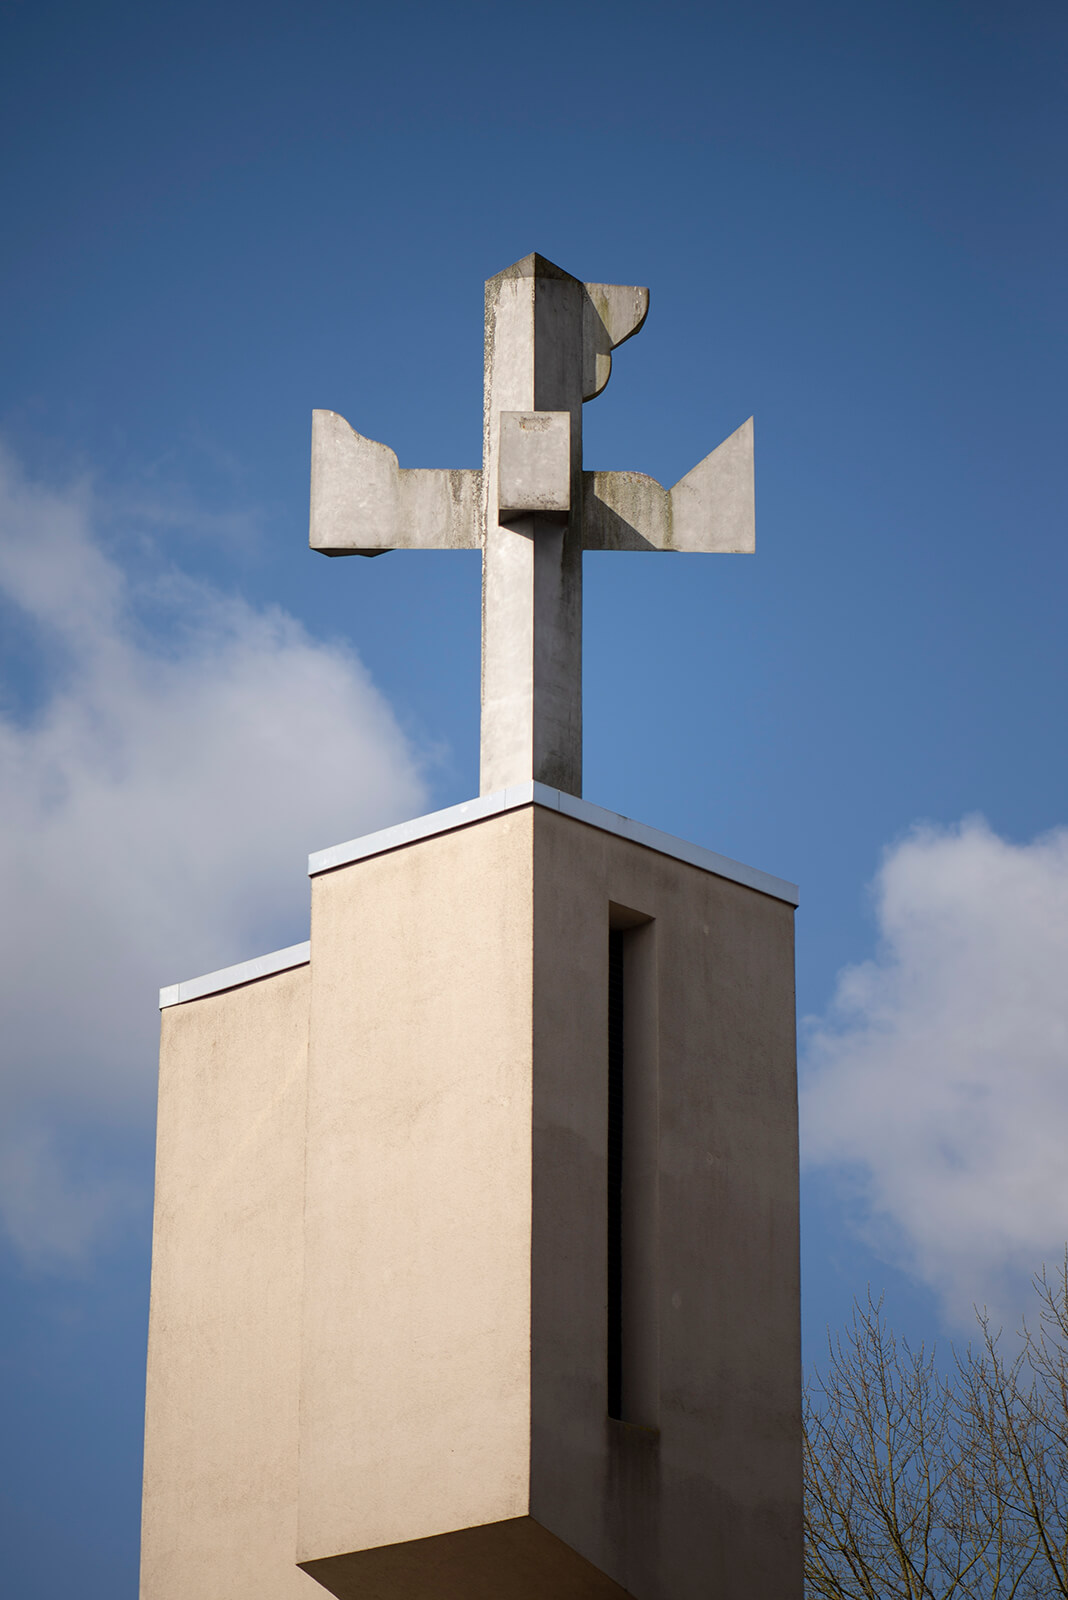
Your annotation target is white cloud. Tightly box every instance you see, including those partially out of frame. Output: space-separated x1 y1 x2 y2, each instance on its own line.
0 448 428 1264
802 817 1068 1326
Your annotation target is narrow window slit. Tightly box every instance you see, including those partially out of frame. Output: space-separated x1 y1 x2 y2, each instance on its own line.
607 911 659 1427
607 929 626 1420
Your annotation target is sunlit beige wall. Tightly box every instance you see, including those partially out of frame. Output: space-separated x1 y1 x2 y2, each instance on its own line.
141 965 317 1600
297 806 536 1564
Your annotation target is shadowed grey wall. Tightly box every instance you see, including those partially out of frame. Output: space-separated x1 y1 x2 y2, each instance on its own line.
530 808 801 1598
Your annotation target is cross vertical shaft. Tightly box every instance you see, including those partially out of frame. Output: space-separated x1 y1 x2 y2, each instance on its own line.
480 257 586 795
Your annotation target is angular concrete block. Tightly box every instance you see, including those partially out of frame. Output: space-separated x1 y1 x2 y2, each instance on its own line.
581 282 649 401
143 795 802 1600
296 802 801 1598
300 1517 631 1599
583 417 756 554
498 410 571 515
309 410 480 556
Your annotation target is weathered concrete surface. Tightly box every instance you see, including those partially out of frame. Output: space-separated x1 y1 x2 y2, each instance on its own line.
140 964 316 1600
309 253 753 802
581 282 649 401
309 409 480 557
498 410 571 515
479 258 587 796
583 416 755 553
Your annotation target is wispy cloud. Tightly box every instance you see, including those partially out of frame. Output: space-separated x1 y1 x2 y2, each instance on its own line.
0 447 428 1265
802 817 1068 1326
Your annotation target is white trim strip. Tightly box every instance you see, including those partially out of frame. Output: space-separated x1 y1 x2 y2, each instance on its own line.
536 785 799 905
308 783 799 906
160 940 310 1010
307 783 536 877
161 794 797 1007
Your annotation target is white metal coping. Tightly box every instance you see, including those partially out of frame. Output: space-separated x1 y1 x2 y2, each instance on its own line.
308 782 799 904
159 941 310 1010
161 783 798 1010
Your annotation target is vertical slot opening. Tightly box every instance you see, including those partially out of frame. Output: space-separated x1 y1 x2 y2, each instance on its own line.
607 910 659 1427
607 929 626 1420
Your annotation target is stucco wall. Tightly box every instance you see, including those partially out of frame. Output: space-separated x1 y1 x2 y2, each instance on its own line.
296 807 536 1564
142 799 800 1599
529 808 802 1600
141 963 315 1600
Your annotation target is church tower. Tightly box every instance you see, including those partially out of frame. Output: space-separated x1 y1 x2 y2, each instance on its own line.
140 255 802 1600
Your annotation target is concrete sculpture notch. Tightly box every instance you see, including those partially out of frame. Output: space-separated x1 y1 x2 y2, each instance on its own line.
309 252 754 797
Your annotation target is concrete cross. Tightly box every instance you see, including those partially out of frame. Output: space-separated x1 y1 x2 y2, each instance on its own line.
309 252 754 799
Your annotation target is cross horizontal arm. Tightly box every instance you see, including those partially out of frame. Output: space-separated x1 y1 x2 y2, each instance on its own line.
310 410 480 557
583 417 755 554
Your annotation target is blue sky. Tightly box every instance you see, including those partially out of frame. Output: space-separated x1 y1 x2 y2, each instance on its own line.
1 1 1066 1593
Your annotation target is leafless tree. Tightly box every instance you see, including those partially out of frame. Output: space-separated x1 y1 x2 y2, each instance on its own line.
803 1264 1068 1599
959 1257 1068 1597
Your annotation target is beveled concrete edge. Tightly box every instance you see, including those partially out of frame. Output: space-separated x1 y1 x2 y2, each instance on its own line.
308 782 800 907
159 940 311 1010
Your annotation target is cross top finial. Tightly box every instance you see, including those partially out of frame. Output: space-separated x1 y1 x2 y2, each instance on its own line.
310 253 754 798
